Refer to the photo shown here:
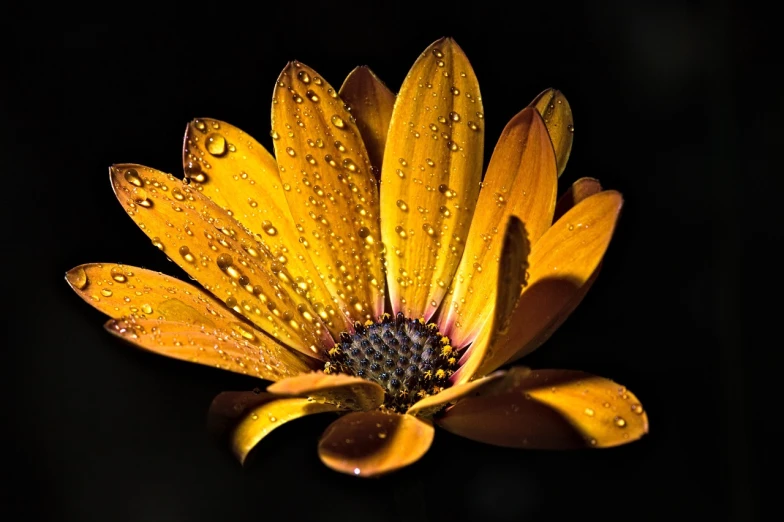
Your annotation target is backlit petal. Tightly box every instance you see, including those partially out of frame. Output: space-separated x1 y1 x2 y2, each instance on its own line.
271 62 385 320
267 372 385 411
406 370 504 417
183 118 352 337
318 411 434 477
109 164 334 358
339 67 395 177
474 191 623 376
380 38 484 320
449 217 530 384
437 368 648 449
66 263 316 380
553 177 602 223
530 89 574 177
208 391 341 465
438 108 556 347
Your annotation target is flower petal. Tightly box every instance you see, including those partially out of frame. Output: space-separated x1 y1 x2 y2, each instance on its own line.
183 118 352 337
109 164 334 358
474 191 623 376
449 217 530 384
380 37 484 320
271 62 385 320
339 67 395 177
437 368 648 449
553 177 602 223
530 88 574 177
318 411 434 477
266 372 385 411
208 391 341 465
65 263 316 380
406 370 504 417
437 108 556 346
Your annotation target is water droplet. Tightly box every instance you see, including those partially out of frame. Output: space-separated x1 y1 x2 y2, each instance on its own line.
124 168 143 187
449 111 460 122
432 48 444 58
286 147 296 157
422 223 435 236
396 200 408 211
614 416 627 428
110 267 128 283
206 133 227 156
450 86 460 95
395 226 407 239
631 404 644 415
342 158 358 172
100 288 113 297
439 205 451 217
179 245 195 263
358 227 374 244
584 407 595 417
262 221 278 236
151 237 164 250
270 130 280 140
331 115 346 129
194 120 206 131
468 121 479 131
141 303 153 314
297 70 311 84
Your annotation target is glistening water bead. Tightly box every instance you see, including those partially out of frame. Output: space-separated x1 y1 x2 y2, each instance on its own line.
325 312 458 412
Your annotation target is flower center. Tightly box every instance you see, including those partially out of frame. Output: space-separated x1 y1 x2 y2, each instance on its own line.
325 312 457 411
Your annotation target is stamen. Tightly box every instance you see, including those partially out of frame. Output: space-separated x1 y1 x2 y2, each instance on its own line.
325 312 457 411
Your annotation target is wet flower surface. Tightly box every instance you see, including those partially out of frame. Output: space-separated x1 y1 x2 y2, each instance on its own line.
67 37 648 477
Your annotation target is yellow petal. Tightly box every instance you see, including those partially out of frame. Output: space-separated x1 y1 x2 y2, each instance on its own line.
318 411 434 477
406 370 504 417
271 62 385 320
380 37 484 320
208 391 341 465
449 217 531 384
475 190 623 376
553 177 602 223
109 164 334 358
437 108 556 347
339 67 395 177
530 88 574 177
437 368 648 449
266 372 385 411
65 263 316 380
183 118 352 337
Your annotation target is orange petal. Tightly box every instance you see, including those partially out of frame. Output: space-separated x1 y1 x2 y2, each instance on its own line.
553 177 602 223
271 62 385 320
437 108 556 347
474 191 623 376
318 411 434 477
65 263 316 379
406 370 504 417
182 118 351 338
109 164 334 358
380 37 484 320
450 216 531 384
339 67 395 177
438 368 648 449
267 372 385 411
208 391 341 465
530 89 574 177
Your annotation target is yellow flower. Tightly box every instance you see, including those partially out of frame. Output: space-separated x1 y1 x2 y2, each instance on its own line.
66 37 648 477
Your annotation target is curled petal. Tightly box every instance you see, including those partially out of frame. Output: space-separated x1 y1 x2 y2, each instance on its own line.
267 372 385 411
407 370 504 417
380 37 484 320
530 88 574 177
438 108 556 347
474 190 623 376
318 411 434 477
339 66 395 176
208 391 341 465
271 61 385 321
553 177 602 223
66 263 315 380
108 164 334 358
183 118 352 338
437 368 648 448
449 216 530 384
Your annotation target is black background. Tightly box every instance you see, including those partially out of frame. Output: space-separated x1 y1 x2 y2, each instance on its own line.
3 2 769 521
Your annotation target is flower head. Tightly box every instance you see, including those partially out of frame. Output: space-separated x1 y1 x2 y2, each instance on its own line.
66 37 648 477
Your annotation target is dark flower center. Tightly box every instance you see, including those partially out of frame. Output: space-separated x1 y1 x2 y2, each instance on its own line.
325 312 457 411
